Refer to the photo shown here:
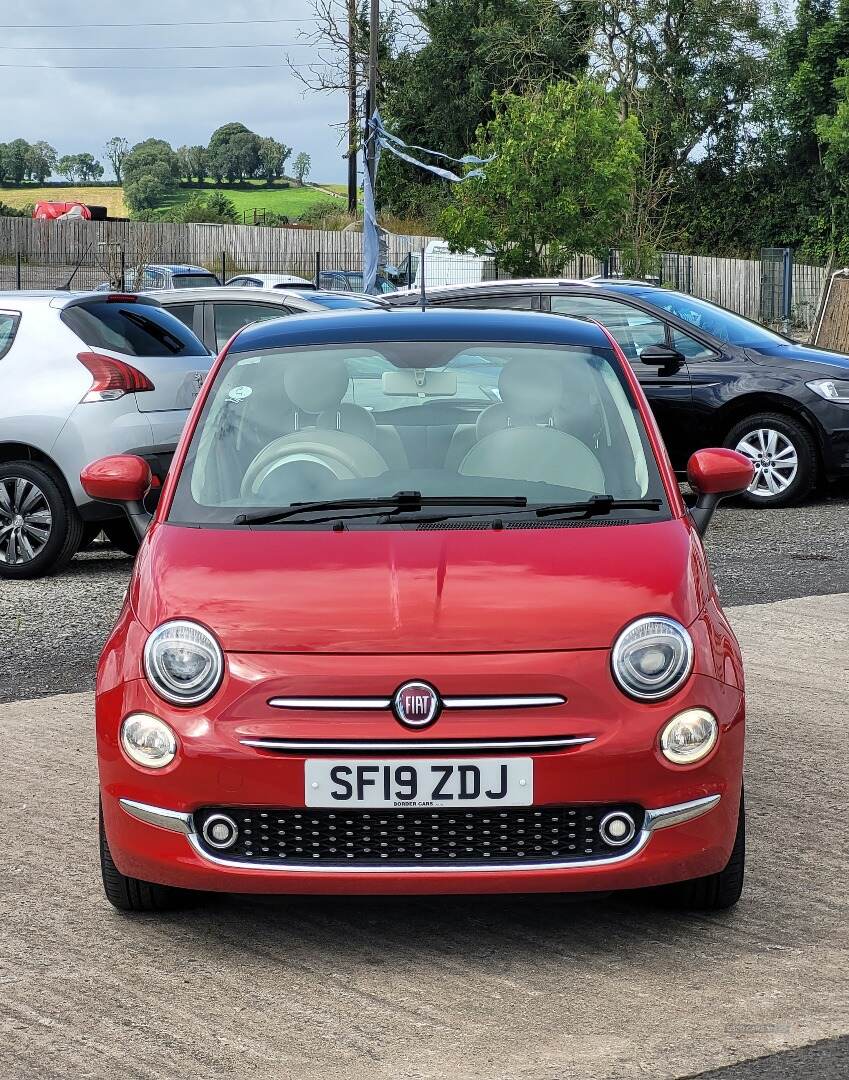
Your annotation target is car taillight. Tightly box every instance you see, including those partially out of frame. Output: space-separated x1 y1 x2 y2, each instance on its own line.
77 351 154 403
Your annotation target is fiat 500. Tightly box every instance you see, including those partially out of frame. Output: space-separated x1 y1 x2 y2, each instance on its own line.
82 308 754 913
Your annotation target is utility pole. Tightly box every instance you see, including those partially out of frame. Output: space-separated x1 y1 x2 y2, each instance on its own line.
366 0 379 190
346 0 357 215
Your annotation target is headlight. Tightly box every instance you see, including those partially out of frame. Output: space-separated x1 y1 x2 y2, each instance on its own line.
611 616 693 701
807 378 849 403
144 619 223 706
121 713 177 769
660 708 718 765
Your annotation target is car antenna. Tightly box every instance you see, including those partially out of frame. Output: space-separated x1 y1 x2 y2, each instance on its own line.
419 242 427 311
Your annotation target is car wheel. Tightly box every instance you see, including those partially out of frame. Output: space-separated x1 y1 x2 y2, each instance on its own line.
99 802 193 912
103 518 140 558
649 792 745 911
0 461 83 579
724 412 816 507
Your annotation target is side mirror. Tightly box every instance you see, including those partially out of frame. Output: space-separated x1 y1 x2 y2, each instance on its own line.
686 448 755 536
640 344 684 370
80 454 153 542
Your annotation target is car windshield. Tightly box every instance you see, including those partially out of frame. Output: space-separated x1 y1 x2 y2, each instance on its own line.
169 339 667 527
172 273 220 289
635 288 786 348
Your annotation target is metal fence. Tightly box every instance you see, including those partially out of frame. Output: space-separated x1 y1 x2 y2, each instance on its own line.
0 216 829 332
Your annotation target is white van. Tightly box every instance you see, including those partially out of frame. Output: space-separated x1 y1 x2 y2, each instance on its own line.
396 240 497 290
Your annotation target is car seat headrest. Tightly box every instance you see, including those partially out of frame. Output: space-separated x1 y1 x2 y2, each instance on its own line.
498 356 564 418
475 402 535 440
316 403 378 444
284 355 349 414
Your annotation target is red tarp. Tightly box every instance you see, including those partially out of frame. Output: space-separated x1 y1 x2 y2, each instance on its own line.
32 201 92 221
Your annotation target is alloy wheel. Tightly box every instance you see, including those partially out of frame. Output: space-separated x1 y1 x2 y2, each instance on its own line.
0 476 53 564
734 428 799 498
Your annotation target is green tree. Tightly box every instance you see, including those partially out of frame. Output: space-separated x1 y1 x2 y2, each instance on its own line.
26 141 57 182
57 153 81 182
104 137 129 182
207 122 261 182
380 0 593 220
175 191 239 224
123 138 180 213
75 153 103 182
441 79 642 275
258 137 291 184
5 139 31 184
292 152 311 185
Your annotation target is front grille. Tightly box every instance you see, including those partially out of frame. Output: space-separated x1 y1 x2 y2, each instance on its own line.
194 804 644 866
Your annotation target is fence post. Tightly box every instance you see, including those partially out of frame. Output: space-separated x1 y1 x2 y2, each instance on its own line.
221 252 226 285
120 249 125 290
15 251 21 290
406 254 413 289
579 255 585 280
314 250 321 288
782 247 794 334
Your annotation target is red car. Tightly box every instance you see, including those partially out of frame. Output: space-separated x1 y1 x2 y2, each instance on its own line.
82 308 754 913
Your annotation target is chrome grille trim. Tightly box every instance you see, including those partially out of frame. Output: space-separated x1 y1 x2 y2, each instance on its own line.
267 694 566 711
240 735 595 753
119 794 721 874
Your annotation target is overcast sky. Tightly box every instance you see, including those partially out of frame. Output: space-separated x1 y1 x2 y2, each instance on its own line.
0 0 351 181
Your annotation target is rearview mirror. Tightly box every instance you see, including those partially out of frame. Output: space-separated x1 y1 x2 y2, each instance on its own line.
80 454 153 541
687 448 754 535
640 344 684 368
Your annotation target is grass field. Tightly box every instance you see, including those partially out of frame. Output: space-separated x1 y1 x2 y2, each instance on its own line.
0 185 128 216
0 180 344 221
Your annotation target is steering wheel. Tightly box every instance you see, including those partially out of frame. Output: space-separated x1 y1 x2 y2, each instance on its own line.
240 432 390 499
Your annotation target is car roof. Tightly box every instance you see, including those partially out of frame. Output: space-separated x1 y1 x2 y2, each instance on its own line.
148 286 324 307
0 290 162 310
391 277 660 297
145 264 215 275
229 306 611 353
229 272 312 283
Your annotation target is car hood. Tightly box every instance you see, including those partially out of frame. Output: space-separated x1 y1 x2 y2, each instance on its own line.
131 518 709 654
746 341 849 374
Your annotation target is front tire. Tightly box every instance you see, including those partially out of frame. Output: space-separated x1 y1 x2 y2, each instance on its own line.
100 804 193 912
650 792 745 911
0 461 83 579
724 412 816 507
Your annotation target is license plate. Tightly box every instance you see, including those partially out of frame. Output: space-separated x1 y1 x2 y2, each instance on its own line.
305 758 533 809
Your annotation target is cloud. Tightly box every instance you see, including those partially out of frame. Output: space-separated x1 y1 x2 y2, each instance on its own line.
0 0 350 181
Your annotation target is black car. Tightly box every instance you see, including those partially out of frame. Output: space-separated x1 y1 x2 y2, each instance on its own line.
389 279 849 506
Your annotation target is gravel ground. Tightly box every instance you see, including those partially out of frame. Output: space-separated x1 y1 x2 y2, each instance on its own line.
2 488 848 704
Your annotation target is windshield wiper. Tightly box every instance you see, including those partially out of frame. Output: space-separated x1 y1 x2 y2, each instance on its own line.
233 491 528 526
384 496 663 526
534 496 663 518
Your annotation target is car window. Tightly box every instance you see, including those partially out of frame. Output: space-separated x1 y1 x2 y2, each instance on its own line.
172 273 221 289
213 302 290 350
140 269 164 290
226 277 246 287
0 311 20 360
60 300 208 357
167 304 197 332
170 338 668 527
550 294 667 361
444 294 538 310
671 328 717 361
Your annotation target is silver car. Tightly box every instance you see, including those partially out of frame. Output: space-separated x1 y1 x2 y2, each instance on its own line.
0 291 211 578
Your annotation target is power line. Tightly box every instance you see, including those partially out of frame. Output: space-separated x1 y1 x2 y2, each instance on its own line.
0 18 320 29
0 43 314 51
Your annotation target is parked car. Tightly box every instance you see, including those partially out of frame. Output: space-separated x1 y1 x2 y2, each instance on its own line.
152 287 387 354
0 291 211 577
82 306 753 913
224 273 315 290
390 278 849 506
317 269 397 294
97 265 221 292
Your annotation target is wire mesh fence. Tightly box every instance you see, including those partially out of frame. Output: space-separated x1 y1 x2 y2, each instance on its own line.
0 218 829 333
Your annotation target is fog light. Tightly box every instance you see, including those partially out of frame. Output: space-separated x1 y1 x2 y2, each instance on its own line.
660 708 718 765
120 713 177 770
202 814 238 850
599 811 637 847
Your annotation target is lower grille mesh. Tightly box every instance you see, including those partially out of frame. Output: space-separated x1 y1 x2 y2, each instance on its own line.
194 804 644 866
